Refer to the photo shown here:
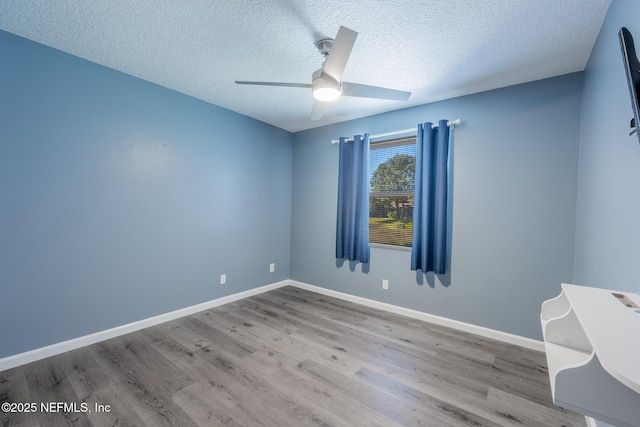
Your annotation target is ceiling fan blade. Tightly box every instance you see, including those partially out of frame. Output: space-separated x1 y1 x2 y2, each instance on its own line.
342 82 411 101
322 26 358 83
235 81 312 88
310 100 327 121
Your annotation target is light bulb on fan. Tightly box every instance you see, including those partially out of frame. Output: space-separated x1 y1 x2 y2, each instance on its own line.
313 85 342 101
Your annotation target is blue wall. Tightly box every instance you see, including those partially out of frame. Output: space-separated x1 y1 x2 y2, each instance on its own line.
0 30 293 358
574 0 640 296
574 4 640 425
290 73 583 341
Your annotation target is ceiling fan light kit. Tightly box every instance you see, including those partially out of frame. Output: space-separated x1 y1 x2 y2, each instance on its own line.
235 26 411 120
313 85 342 102
311 68 342 101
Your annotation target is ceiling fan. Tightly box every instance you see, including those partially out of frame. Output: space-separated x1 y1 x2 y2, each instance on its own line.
235 26 411 121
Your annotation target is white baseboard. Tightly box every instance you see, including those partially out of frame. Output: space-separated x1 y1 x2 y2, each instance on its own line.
0 280 290 372
287 280 545 352
1 278 544 372
585 416 597 427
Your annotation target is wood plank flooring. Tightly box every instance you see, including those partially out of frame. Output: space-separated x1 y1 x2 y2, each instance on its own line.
0 286 585 426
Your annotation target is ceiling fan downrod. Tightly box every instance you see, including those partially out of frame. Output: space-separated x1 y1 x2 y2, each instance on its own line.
315 38 334 58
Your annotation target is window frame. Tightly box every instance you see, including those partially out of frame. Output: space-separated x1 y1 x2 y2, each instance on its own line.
368 135 416 251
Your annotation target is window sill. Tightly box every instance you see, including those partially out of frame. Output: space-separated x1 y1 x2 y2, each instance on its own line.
370 243 412 252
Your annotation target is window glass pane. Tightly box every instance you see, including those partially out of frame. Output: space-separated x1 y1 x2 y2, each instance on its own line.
369 138 416 247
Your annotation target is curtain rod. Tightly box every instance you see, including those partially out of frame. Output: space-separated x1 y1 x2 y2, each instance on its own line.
330 119 462 144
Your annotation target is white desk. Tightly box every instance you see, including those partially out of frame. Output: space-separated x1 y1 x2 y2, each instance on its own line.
541 283 640 427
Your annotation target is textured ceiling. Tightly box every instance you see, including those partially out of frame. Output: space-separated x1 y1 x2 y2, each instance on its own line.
0 0 611 132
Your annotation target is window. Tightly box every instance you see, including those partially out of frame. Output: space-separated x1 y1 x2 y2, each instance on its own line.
369 136 416 248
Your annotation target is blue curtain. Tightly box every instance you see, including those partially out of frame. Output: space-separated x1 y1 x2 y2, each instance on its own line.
411 121 450 273
336 134 370 263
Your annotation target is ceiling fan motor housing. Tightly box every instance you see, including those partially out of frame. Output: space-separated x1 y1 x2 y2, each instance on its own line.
312 68 339 85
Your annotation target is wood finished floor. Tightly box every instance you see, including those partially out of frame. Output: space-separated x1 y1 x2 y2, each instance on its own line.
0 286 585 427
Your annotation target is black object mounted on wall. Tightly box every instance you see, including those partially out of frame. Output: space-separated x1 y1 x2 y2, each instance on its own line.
619 27 640 144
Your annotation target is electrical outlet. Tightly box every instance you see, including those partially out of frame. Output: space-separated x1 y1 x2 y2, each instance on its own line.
269 263 275 273
220 274 226 285
382 279 389 290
